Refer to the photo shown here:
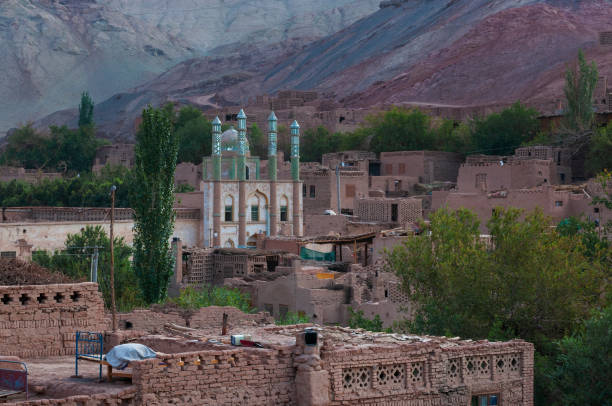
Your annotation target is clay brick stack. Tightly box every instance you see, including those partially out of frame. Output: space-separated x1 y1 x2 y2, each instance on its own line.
0 282 108 358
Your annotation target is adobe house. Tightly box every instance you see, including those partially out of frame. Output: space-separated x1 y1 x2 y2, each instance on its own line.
91 143 135 174
379 151 463 183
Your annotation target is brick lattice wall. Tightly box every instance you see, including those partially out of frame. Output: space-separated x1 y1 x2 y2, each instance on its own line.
323 340 533 406
0 282 107 358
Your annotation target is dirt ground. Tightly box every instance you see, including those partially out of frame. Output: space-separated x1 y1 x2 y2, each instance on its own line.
3 356 132 402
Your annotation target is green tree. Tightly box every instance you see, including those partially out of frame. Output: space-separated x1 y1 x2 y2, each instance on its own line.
248 123 267 159
0 124 51 169
0 166 133 207
548 306 612 405
431 118 472 153
301 126 336 162
169 285 252 313
49 125 104 174
586 123 612 176
175 115 212 164
563 50 598 133
275 311 311 325
387 207 606 342
78 91 95 128
347 307 385 332
131 105 179 304
32 226 142 311
471 102 540 155
387 207 609 403
368 107 434 153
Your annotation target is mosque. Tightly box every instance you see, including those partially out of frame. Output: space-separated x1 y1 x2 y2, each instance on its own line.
200 109 303 248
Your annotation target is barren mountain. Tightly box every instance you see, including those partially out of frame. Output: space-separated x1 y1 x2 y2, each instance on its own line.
0 0 379 133
251 0 612 110
26 0 612 139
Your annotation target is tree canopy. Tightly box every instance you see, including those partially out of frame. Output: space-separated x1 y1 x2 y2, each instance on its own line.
33 225 142 311
387 207 609 344
0 166 133 207
131 105 179 304
563 50 598 133
78 91 95 128
386 206 610 403
470 102 540 155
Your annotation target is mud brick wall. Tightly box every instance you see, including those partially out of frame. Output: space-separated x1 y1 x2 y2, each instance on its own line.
322 340 533 406
118 306 273 333
0 282 107 358
7 389 136 405
189 306 273 328
131 345 296 405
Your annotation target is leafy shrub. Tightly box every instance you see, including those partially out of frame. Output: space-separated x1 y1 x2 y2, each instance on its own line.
275 311 310 325
169 285 253 313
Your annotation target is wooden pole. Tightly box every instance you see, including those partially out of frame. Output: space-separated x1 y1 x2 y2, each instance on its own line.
222 313 228 335
110 186 117 332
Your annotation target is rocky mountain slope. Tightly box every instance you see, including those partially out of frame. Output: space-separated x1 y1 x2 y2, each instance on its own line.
0 0 379 133
22 0 612 139
250 0 612 108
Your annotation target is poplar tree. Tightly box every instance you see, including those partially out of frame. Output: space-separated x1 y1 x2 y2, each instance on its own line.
131 105 179 303
78 91 95 128
564 50 598 132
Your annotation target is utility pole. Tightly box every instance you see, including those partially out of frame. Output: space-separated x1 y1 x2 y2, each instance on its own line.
110 185 117 332
90 246 99 283
335 162 343 214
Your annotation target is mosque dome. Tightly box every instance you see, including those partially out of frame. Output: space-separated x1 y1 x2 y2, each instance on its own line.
220 126 249 153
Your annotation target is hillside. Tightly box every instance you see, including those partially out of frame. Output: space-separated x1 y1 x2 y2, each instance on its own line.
23 0 612 139
0 0 379 133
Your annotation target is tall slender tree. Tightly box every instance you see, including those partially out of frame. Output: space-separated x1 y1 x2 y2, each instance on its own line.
563 50 598 133
78 91 95 128
131 106 179 303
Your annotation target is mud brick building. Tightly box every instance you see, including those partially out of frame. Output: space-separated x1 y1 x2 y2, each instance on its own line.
301 164 369 216
0 272 534 405
0 166 62 183
457 146 571 193
321 151 379 175
379 151 463 183
123 325 535 405
174 162 203 189
356 197 422 225
91 143 135 174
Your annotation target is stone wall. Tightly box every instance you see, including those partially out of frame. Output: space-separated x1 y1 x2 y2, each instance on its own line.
322 340 533 406
0 282 107 358
131 345 296 405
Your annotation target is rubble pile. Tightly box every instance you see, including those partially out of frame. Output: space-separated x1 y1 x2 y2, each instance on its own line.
0 257 74 285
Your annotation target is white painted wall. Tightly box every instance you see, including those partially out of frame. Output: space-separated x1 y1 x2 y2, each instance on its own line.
0 219 200 255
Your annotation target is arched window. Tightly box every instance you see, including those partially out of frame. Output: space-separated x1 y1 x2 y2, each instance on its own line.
249 195 260 222
280 196 289 222
224 239 235 248
224 195 234 222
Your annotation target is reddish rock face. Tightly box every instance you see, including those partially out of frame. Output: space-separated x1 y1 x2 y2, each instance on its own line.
343 2 612 115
